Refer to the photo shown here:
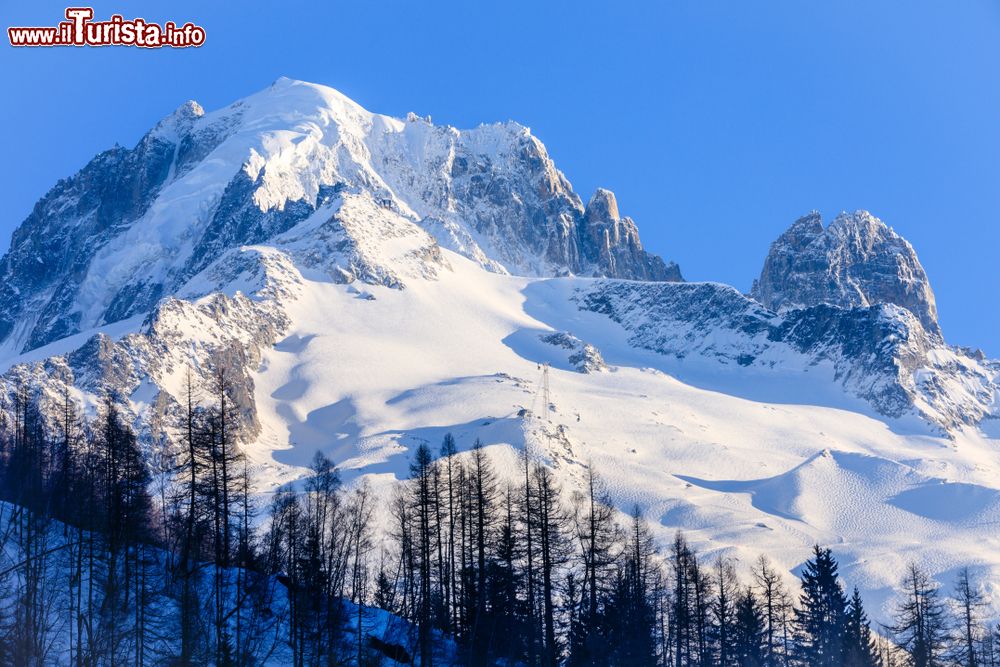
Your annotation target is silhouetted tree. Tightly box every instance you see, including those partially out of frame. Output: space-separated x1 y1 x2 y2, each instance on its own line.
733 587 765 667
843 586 879 667
893 563 951 667
795 546 847 667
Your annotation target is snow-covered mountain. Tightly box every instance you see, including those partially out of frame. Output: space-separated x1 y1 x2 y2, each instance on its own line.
751 210 940 335
0 77 677 357
1 78 999 622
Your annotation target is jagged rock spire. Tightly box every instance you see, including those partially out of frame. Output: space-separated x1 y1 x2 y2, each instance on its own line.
751 210 940 335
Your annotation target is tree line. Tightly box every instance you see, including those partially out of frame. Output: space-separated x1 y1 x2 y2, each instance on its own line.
0 377 996 666
379 437 996 667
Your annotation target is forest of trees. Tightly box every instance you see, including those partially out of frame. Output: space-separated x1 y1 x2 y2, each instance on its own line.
0 376 998 666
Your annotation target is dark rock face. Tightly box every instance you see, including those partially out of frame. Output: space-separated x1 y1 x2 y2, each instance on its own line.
751 211 940 336
450 132 582 274
0 135 175 350
539 331 607 373
0 247 297 456
0 100 241 353
577 279 995 431
432 128 682 282
579 189 682 281
180 175 336 282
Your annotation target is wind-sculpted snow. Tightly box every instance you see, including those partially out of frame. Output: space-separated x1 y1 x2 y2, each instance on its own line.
0 244 998 624
678 448 1000 614
0 183 451 481
752 210 940 335
576 280 998 431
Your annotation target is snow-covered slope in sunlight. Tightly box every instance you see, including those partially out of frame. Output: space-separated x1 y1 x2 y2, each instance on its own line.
1 80 999 626
238 249 1000 623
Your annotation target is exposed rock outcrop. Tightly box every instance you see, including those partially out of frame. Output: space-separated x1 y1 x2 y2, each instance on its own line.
751 211 940 336
578 279 996 432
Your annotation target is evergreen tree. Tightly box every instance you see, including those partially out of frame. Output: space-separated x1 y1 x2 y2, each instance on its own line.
533 462 568 667
843 587 879 667
486 485 524 662
713 557 739 666
411 443 437 666
752 554 789 667
567 467 621 667
7 386 54 666
733 587 765 667
670 532 695 667
175 369 209 666
795 545 848 667
519 446 540 667
1 383 998 667
689 553 714 667
605 507 657 667
440 433 459 635
465 439 498 664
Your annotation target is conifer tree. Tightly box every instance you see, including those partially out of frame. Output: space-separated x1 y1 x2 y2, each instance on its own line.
954 567 984 667
689 553 714 667
605 506 657 667
752 554 789 666
733 587 765 667
411 443 437 666
533 462 568 667
440 433 459 634
795 545 847 667
466 439 498 664
713 557 739 666
567 467 621 667
893 563 951 667
671 532 694 667
843 586 879 667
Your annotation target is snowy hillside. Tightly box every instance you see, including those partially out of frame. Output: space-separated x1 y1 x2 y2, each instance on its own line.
0 78 999 627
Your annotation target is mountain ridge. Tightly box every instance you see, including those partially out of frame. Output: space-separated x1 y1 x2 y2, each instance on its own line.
0 79 999 621
0 77 681 357
0 77 995 440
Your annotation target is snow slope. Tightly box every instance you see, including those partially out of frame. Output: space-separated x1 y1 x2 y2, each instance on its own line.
238 247 1000 623
0 79 998 626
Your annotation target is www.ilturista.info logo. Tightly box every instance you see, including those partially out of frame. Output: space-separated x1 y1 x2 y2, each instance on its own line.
8 7 206 48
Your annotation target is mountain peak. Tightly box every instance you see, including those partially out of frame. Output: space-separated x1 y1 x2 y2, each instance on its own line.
0 81 683 353
585 188 620 223
149 99 204 141
579 187 682 282
751 210 940 335
829 209 891 238
256 77 374 116
788 210 823 234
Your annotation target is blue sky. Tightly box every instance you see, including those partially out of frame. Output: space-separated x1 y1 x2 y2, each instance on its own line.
2 0 998 354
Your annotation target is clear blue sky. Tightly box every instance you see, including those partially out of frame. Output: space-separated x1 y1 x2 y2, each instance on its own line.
2 0 998 355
